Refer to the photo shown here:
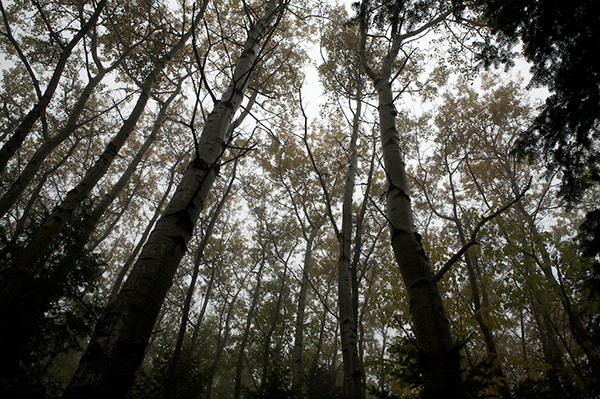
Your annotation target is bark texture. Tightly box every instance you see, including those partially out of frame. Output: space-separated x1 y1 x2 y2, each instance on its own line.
62 2 284 397
358 2 467 396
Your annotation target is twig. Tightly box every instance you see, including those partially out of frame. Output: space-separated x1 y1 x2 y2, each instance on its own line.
435 177 533 281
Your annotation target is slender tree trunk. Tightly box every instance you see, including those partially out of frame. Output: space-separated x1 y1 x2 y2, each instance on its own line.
446 159 510 396
62 3 284 397
204 261 256 399
292 216 323 389
0 0 108 173
7 136 80 243
188 264 217 355
464 251 511 397
520 308 528 363
0 70 104 219
514 194 600 378
235 256 267 399
522 258 565 370
337 86 363 399
0 4 207 312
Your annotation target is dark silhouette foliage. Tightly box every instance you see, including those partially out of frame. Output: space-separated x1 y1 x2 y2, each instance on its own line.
476 0 600 202
0 207 104 398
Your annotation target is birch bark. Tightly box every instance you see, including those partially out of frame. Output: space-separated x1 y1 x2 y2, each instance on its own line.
358 2 467 396
62 2 285 397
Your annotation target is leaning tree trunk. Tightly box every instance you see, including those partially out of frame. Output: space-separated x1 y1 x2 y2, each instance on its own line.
0 0 108 173
62 2 284 397
0 3 208 313
373 75 466 399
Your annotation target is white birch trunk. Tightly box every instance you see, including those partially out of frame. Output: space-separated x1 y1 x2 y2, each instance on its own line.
375 78 466 397
358 2 467 394
62 2 284 397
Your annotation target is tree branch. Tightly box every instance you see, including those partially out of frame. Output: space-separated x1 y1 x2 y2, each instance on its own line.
435 177 532 281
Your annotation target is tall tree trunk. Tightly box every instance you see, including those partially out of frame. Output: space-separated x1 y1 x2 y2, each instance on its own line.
0 0 108 173
374 77 465 398
165 159 238 398
358 4 467 395
62 2 284 397
292 216 324 389
337 85 363 399
0 4 207 312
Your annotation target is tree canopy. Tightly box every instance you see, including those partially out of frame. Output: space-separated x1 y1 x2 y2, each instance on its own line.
0 0 599 398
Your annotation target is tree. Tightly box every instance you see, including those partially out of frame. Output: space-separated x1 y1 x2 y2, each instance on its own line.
62 1 288 397
0 0 108 172
476 0 600 202
357 1 468 396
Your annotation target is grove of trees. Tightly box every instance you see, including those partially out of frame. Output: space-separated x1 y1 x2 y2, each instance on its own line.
1 0 598 398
